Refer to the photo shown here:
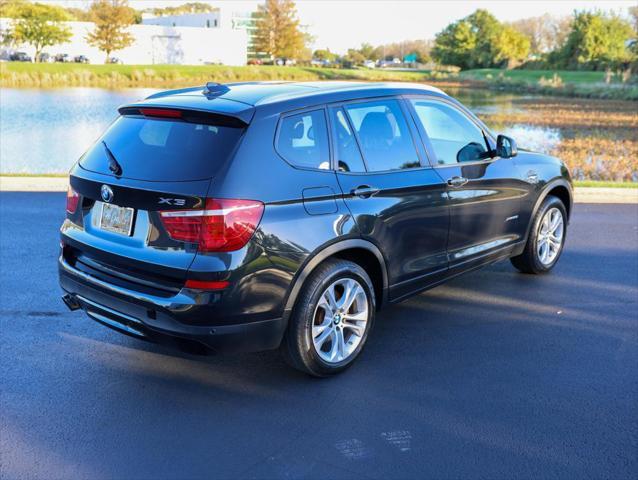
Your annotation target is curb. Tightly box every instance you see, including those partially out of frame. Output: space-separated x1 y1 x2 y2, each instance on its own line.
1 176 637 204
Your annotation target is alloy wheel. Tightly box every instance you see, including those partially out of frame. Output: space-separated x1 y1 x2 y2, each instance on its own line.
537 207 564 266
312 278 369 364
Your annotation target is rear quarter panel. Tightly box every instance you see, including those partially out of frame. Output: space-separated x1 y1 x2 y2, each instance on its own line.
196 104 360 320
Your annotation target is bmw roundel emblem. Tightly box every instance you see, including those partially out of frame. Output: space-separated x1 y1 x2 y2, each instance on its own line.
101 185 114 203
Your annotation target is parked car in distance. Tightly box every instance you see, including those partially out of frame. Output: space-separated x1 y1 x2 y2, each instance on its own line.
73 55 90 64
54 53 70 63
37 52 51 63
59 81 573 376
106 57 122 64
9 52 31 62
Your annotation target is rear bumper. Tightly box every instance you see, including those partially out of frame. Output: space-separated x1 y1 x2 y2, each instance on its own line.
59 255 286 354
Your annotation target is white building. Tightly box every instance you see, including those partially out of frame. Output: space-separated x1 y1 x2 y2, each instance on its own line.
141 8 258 58
0 18 247 65
141 11 221 29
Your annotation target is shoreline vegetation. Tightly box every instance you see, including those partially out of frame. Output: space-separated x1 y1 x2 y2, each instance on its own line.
1 63 637 101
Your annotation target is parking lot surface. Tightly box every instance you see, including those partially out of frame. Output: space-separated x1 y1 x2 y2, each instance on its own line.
1 193 637 479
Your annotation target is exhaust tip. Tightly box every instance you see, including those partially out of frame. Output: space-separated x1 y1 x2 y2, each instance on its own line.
62 294 81 311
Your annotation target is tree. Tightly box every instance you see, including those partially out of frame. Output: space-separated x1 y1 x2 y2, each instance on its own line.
0 0 26 18
432 9 529 69
431 19 476 68
358 42 376 60
148 2 214 17
344 48 366 66
64 7 92 22
493 26 531 68
313 48 337 63
253 0 306 61
6 2 71 62
629 5 638 32
511 14 571 56
86 0 135 63
557 11 634 70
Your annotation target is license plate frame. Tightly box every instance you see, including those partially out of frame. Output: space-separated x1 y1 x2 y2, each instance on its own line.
99 203 135 236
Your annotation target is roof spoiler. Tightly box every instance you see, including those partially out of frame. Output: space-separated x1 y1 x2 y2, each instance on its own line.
118 105 250 128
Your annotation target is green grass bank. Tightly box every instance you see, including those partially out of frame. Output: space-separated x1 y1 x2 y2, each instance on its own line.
2 63 636 100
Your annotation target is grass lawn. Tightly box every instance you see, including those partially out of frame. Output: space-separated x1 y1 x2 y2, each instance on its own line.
573 181 637 189
0 62 443 87
460 69 610 84
2 62 635 99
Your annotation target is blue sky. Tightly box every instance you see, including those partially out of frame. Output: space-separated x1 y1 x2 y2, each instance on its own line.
52 1 636 54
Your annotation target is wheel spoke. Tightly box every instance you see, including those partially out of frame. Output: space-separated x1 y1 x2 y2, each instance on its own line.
339 280 362 312
327 330 340 362
342 319 365 336
313 324 332 347
344 310 367 322
539 241 548 261
550 212 562 233
320 287 338 314
335 328 346 361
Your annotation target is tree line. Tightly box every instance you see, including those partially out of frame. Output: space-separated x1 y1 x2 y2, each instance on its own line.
1 0 136 62
432 8 637 71
1 0 636 72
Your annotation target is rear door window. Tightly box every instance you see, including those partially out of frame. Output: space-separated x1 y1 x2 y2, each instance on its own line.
344 99 420 172
276 109 330 170
79 116 244 182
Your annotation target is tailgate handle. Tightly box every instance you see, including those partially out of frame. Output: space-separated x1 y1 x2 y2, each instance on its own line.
351 185 380 198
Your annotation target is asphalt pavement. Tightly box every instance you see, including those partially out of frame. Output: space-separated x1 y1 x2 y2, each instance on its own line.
1 192 637 480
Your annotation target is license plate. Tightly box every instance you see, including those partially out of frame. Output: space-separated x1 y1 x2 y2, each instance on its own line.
99 203 135 236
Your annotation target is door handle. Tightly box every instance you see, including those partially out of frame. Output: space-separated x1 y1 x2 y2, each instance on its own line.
447 176 468 188
351 185 380 198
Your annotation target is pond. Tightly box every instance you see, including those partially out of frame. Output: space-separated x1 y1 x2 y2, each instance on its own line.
1 87 636 181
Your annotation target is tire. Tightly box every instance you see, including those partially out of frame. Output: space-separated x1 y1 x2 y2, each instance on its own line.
281 259 376 377
511 195 567 274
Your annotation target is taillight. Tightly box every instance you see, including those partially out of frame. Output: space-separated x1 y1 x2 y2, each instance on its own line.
159 198 264 252
66 185 79 214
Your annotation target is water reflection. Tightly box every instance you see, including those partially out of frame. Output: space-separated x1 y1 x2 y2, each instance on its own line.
1 88 157 174
0 86 633 179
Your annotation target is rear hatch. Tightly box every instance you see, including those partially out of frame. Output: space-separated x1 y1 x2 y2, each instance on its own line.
63 104 250 296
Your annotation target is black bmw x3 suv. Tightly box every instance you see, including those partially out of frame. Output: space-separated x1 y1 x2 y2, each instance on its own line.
59 81 572 376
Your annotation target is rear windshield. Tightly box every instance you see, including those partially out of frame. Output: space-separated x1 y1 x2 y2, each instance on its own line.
79 116 244 182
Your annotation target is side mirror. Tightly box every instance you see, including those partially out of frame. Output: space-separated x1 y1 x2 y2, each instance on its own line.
496 135 517 159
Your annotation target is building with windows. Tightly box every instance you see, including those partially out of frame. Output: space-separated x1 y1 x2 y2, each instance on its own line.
141 11 221 29
141 6 260 60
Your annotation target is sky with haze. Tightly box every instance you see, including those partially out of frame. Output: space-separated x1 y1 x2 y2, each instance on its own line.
51 0 636 54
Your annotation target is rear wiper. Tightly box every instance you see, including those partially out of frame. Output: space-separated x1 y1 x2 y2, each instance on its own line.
102 141 122 176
